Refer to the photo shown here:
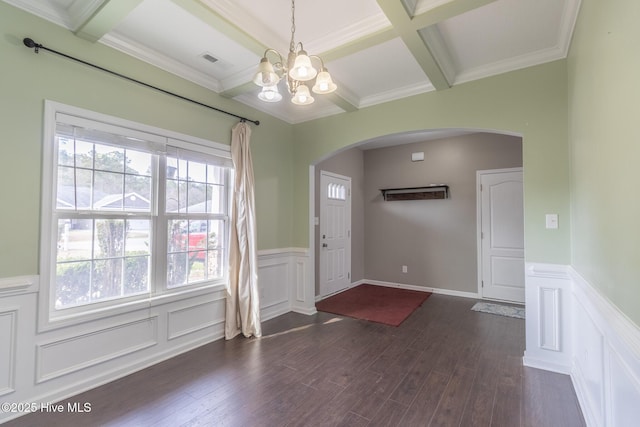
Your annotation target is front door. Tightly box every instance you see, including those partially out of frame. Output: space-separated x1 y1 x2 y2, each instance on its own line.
479 168 525 303
319 171 351 297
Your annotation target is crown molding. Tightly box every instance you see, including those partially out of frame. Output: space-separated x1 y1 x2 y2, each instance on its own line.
305 13 391 55
359 81 434 109
558 0 582 57
100 32 222 93
453 44 567 86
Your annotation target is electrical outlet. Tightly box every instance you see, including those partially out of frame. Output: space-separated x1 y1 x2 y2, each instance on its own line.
402 265 408 273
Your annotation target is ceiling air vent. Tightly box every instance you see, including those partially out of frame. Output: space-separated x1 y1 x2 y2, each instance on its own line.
201 53 219 64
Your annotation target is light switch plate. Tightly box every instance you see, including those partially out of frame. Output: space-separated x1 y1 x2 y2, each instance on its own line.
545 214 558 229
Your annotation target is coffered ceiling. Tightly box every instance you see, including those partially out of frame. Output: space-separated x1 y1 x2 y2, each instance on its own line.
5 0 581 124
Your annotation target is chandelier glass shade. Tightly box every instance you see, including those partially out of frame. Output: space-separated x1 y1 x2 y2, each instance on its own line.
258 85 282 103
252 0 337 105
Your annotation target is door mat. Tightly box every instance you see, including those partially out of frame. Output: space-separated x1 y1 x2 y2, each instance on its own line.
471 302 525 319
316 284 431 327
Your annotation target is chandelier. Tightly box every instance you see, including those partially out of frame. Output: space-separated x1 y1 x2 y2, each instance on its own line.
252 0 337 105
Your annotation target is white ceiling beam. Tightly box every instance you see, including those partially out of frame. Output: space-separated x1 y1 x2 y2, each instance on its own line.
411 0 498 29
171 0 266 56
74 0 144 42
320 27 397 63
377 0 450 90
325 92 359 113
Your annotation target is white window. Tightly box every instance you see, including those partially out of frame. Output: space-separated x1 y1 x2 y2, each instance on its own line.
41 101 232 326
164 148 228 288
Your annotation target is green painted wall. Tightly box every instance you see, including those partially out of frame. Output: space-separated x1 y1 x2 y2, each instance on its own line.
568 0 640 326
0 3 294 277
292 60 570 264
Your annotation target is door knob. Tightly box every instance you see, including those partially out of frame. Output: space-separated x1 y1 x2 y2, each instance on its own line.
322 243 328 248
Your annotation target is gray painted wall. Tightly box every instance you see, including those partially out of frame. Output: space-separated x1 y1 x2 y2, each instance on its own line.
363 133 522 293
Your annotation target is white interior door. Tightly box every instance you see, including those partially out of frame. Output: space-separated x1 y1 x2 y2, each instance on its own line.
479 169 525 303
319 171 351 297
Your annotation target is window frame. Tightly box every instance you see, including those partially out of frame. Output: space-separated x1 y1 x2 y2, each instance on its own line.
39 101 233 331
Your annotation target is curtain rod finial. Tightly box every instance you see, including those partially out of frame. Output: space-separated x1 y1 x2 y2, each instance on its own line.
23 37 41 53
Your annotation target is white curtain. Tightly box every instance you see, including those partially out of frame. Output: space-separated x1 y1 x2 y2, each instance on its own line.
225 121 262 339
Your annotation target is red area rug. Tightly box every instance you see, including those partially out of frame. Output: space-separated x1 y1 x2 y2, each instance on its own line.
316 284 431 327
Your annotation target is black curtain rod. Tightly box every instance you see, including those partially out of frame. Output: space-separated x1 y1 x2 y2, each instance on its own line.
23 38 260 126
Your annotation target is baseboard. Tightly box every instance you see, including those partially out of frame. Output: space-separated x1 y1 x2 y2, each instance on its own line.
364 279 480 299
522 353 572 375
291 306 317 316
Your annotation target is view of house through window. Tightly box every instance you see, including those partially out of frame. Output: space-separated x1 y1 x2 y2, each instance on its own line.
46 104 231 313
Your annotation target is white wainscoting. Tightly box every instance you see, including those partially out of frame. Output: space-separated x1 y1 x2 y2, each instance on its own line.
523 263 573 374
257 247 312 319
0 248 310 423
569 267 640 427
0 308 18 396
524 262 640 427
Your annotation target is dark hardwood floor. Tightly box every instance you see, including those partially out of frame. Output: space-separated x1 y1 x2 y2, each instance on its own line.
6 294 585 426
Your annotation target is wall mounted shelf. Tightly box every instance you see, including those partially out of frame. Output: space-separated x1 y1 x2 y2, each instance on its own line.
380 185 449 201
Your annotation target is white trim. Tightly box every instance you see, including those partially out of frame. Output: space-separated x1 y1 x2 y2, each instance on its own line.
358 82 435 109
306 165 319 315
360 280 479 300
0 275 39 296
0 308 18 396
314 279 481 302
257 247 309 257
454 45 567 86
